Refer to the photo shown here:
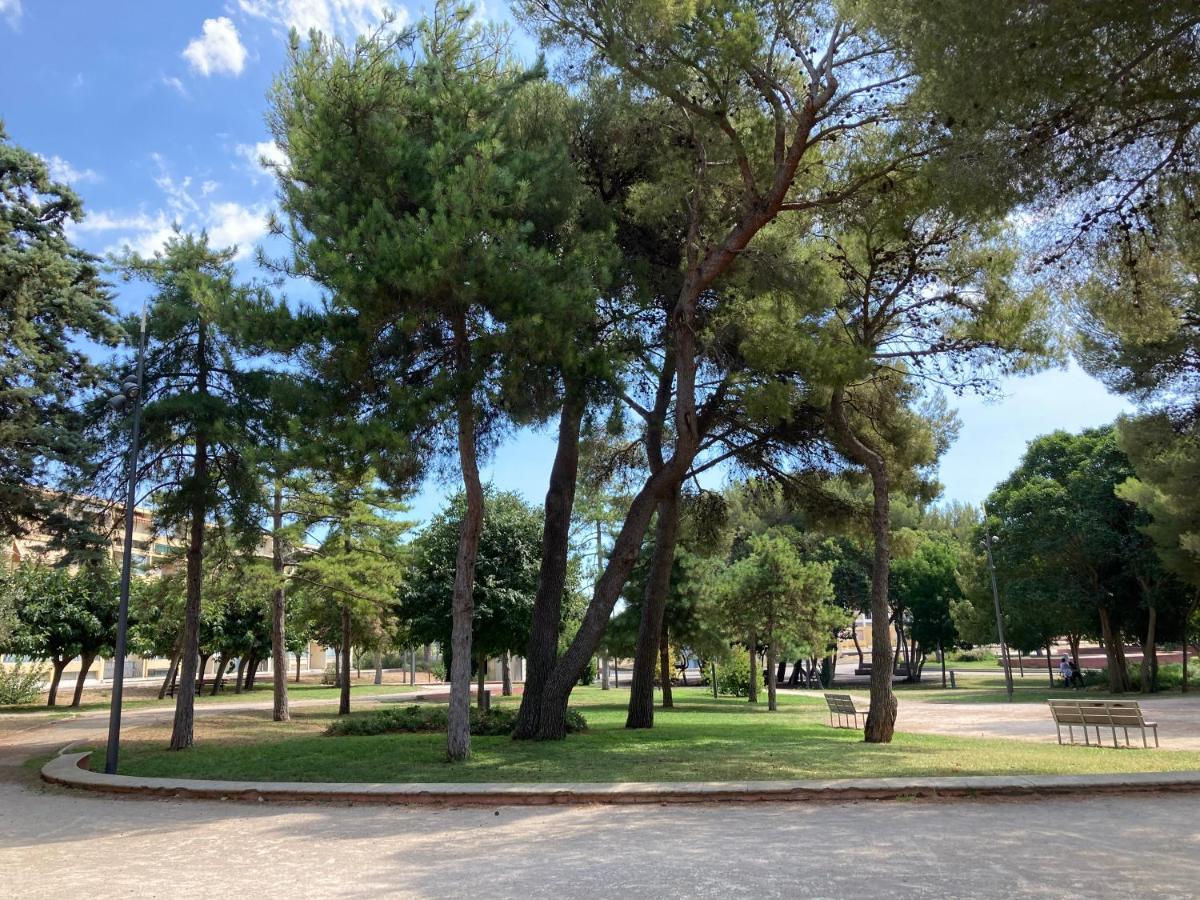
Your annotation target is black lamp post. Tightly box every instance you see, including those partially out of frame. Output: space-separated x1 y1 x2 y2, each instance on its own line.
104 304 148 775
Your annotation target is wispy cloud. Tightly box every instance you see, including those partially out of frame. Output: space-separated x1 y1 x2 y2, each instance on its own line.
161 75 188 97
73 155 269 260
236 0 407 41
41 154 101 185
182 16 247 77
0 0 21 30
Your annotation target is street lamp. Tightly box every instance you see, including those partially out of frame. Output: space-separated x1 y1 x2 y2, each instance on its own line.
980 505 1014 702
104 304 148 775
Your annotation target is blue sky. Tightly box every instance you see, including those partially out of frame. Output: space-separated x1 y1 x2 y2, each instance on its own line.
0 0 1132 522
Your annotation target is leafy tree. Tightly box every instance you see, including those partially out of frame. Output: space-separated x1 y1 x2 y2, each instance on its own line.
0 123 116 544
94 233 269 749
271 3 606 759
401 490 544 696
291 472 411 715
515 0 931 741
2 562 118 706
890 532 962 682
712 530 835 711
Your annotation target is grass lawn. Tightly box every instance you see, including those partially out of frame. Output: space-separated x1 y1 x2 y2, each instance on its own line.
0 680 426 716
109 686 1200 784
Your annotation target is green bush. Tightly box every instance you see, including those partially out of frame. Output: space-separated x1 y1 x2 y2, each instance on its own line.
0 661 47 705
326 704 587 737
714 645 756 697
321 664 338 686
946 647 996 663
1127 662 1185 691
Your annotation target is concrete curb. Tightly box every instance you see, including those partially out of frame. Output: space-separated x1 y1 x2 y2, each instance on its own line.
40 751 1200 807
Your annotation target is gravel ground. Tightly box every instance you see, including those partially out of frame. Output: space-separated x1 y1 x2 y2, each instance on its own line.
2 779 1200 898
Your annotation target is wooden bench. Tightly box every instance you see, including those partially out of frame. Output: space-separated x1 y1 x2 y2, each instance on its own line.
824 693 867 729
1047 699 1159 748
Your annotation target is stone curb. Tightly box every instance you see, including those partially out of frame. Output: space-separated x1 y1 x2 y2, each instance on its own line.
40 751 1200 807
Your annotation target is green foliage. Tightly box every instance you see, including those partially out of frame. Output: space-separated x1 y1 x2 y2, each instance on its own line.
945 647 994 664
399 489 544 660
891 532 962 653
2 562 119 666
325 704 587 737
0 660 47 705
713 645 755 698
0 123 117 546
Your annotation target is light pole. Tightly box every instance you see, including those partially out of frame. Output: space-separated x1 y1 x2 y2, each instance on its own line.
104 304 148 775
981 505 1014 702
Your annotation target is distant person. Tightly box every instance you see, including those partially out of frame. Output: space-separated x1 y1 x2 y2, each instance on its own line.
1069 659 1084 689
1058 656 1072 688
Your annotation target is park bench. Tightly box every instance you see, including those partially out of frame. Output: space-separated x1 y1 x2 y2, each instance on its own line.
823 693 867 729
1047 698 1159 748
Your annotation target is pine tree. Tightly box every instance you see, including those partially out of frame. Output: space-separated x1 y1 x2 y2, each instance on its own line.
0 123 116 542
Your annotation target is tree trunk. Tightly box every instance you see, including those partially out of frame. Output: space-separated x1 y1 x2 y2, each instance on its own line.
1140 606 1158 693
766 621 778 712
1098 607 1132 693
294 652 302 684
1045 643 1054 688
158 643 181 700
196 652 210 693
169 322 208 752
851 625 864 668
270 480 289 722
70 651 96 707
830 389 897 742
46 657 67 707
374 649 383 686
1068 634 1081 670
333 645 341 686
514 393 583 739
339 605 351 715
477 652 487 708
210 655 230 696
501 651 512 697
626 491 681 728
600 655 610 690
234 657 247 694
748 630 758 704
659 622 674 709
447 327 484 760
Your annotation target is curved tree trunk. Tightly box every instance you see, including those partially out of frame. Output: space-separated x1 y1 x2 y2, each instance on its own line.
234 657 247 694
210 655 230 696
447 322 483 760
514 393 583 739
70 651 97 707
47 657 67 707
158 643 181 700
830 389 897 743
501 651 512 697
270 480 289 722
626 491 681 729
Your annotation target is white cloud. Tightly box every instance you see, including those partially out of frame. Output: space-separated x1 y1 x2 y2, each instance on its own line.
41 154 101 185
236 0 406 40
74 156 269 260
182 17 247 77
161 75 188 97
236 139 289 176
0 0 21 29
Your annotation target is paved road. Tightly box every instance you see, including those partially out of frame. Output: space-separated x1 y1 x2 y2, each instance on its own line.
2 778 1199 898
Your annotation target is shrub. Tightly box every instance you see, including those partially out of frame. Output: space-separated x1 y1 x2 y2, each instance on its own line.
326 704 587 737
714 645 756 698
321 664 338 686
946 647 996 663
0 661 47 705
578 658 595 686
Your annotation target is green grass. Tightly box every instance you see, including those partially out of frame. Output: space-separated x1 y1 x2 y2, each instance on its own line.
111 686 1200 784
0 680 425 716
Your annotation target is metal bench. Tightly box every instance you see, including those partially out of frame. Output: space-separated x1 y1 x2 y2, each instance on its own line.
1047 698 1159 748
823 692 867 729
